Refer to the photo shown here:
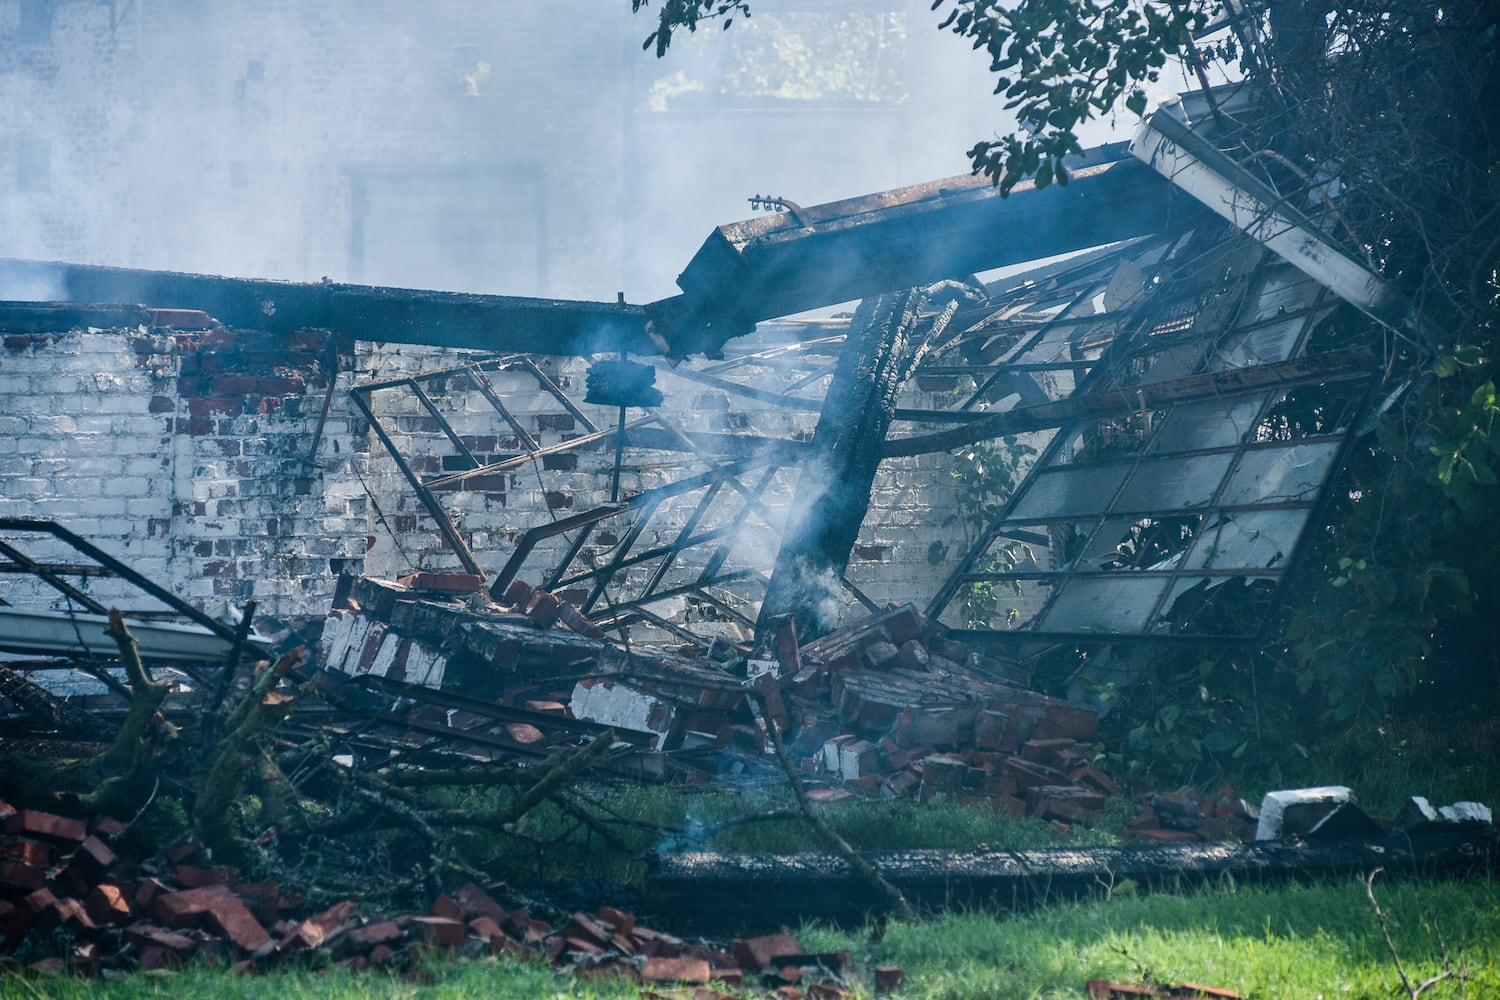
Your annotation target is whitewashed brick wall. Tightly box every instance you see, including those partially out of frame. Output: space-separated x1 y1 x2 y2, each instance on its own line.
0 324 982 632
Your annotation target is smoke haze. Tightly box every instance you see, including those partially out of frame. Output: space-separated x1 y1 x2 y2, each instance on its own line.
0 1 1076 305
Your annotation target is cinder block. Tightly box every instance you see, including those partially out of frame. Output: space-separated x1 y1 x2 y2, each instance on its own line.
1255 786 1353 840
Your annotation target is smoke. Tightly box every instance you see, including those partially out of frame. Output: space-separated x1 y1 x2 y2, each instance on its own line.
0 1 1003 305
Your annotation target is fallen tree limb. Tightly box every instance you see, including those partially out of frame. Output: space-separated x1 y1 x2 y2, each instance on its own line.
747 688 917 923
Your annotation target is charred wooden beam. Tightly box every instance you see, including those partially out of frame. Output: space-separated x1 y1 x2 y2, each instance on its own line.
0 258 655 356
649 147 1208 357
645 830 1500 934
754 291 930 642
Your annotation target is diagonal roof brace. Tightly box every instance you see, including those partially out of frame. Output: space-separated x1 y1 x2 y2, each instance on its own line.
1131 103 1433 349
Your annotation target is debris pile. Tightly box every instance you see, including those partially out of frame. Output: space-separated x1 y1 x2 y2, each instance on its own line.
0 795 887 994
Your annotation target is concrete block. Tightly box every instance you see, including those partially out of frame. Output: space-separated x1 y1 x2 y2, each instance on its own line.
569 679 677 750
838 739 881 783
1255 786 1352 840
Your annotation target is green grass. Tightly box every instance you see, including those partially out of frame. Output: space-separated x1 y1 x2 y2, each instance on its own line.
10 874 1499 999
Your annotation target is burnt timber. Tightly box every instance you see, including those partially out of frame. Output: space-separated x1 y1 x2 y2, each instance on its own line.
650 146 1210 356
646 829 1500 933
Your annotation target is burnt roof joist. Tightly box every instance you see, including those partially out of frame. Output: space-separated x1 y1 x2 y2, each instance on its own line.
649 145 1212 357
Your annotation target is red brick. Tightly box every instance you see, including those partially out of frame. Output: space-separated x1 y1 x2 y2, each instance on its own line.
564 911 614 949
502 579 535 609
429 893 464 921
1003 756 1072 793
594 905 635 935
640 956 712 983
407 915 466 948
65 835 118 880
1068 763 1123 799
919 754 968 791
0 860 46 892
732 933 801 971
1021 738 1078 767
397 572 484 594
4 810 86 844
557 602 606 639
88 815 128 840
528 590 562 627
125 923 199 959
469 915 506 948
875 966 905 994
0 837 50 868
346 920 404 951
205 898 272 953
85 884 133 926
153 884 234 928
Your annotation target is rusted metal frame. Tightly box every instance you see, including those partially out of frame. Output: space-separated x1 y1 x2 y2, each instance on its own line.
887 348 1377 458
916 361 1098 375
577 482 727 601
302 340 342 467
465 365 542 453
406 378 482 469
580 494 666 612
0 562 112 577
779 361 839 395
542 520 605 593
694 466 785 585
1092 270 1336 633
205 599 258 724
644 577 763 630
365 709 557 757
587 603 714 648
353 353 516 393
0 540 110 615
701 335 847 376
1124 297 1325 632
489 459 763 604
354 673 656 746
840 576 883 614
424 418 653 491
347 389 485 578
958 282 1106 412
667 366 825 412
515 356 600 434
489 505 628 602
0 519 246 644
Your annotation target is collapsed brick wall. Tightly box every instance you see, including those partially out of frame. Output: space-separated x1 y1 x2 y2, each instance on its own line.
0 326 980 628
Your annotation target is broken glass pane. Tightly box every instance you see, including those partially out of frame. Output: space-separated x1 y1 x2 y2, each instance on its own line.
1113 453 1235 512
1036 576 1172 634
1219 442 1341 506
1148 396 1265 453
1243 267 1322 324
1213 316 1307 367
1185 509 1304 570
1009 464 1131 519
1160 575 1278 637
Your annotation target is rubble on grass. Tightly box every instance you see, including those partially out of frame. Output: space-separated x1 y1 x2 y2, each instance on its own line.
0 796 878 993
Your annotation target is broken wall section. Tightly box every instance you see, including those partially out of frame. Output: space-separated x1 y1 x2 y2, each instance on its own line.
0 323 981 628
0 323 364 618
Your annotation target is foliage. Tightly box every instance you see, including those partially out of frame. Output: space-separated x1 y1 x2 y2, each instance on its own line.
946 435 1036 627
929 0 1218 193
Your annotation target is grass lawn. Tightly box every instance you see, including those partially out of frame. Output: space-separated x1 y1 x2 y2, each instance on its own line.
11 872 1497 999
